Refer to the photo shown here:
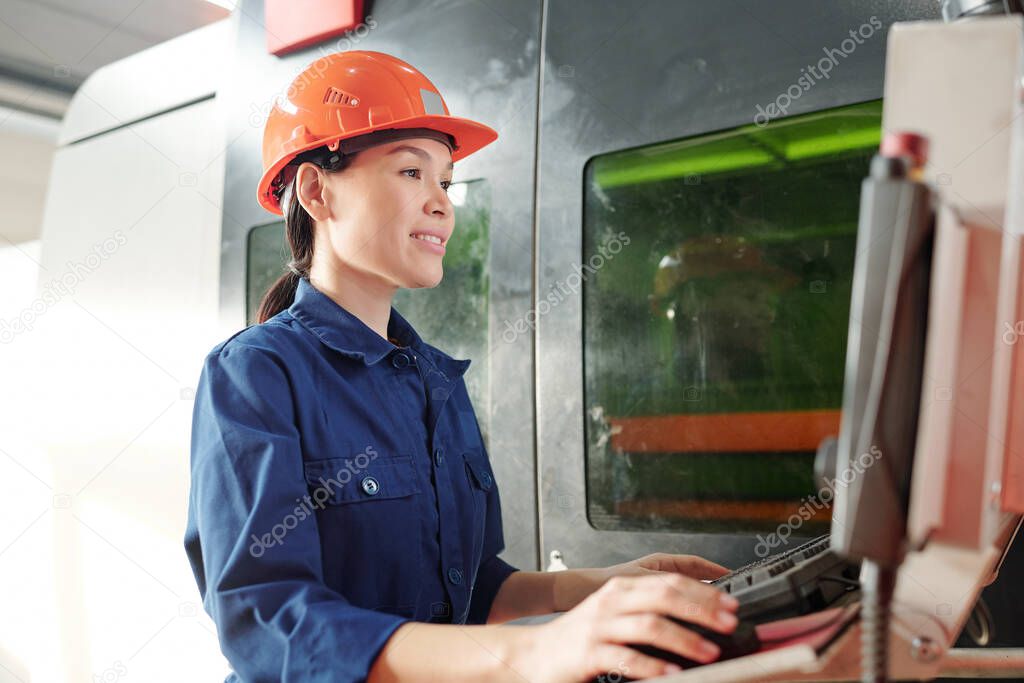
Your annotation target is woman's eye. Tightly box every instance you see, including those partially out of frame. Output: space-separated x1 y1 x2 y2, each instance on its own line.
405 169 452 193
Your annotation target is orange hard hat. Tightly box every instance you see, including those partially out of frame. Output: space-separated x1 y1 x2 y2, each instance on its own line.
257 50 498 215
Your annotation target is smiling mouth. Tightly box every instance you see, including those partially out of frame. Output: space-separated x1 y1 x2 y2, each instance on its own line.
410 233 445 246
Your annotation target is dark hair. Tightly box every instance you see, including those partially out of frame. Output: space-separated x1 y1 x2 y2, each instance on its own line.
255 149 356 323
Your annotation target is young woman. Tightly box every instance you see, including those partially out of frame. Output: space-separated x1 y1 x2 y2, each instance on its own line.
184 50 740 683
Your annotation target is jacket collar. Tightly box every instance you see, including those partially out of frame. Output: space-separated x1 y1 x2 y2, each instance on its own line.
287 276 471 380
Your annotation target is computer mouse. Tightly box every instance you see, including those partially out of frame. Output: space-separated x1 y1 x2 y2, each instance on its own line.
587 617 760 682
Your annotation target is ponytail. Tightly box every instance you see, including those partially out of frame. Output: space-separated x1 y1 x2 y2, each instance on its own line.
254 150 356 323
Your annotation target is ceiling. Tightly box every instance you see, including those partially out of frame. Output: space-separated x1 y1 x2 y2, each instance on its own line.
0 0 231 118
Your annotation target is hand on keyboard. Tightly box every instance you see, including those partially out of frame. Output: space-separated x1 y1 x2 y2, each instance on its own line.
602 551 732 582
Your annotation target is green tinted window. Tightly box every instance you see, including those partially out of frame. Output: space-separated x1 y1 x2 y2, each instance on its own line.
583 101 881 534
393 180 492 439
246 220 290 325
245 180 492 439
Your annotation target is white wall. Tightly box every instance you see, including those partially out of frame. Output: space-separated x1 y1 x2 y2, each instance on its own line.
0 106 58 245
0 97 235 683
0 238 57 683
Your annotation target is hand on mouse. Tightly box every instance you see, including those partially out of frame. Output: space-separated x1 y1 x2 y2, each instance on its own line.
511 573 741 682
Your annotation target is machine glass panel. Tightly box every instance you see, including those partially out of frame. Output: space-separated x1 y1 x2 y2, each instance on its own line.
393 179 492 440
582 101 882 535
245 179 493 439
246 219 290 324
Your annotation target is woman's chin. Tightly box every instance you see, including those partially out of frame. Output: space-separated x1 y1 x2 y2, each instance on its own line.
407 268 443 289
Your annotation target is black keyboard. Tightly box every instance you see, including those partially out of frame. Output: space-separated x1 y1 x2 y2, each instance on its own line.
713 533 860 624
713 534 832 589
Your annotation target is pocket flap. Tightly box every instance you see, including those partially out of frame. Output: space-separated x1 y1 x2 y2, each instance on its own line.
462 449 494 491
303 454 420 504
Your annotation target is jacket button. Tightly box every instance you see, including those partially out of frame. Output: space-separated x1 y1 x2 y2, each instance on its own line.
434 447 444 467
447 567 463 585
392 352 410 369
360 476 380 496
480 470 493 489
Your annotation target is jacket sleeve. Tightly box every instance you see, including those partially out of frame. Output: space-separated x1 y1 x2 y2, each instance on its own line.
465 415 519 625
183 343 411 683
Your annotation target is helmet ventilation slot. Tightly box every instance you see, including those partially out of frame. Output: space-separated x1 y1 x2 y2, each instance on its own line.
323 87 358 106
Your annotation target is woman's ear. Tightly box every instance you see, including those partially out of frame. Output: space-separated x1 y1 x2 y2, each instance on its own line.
295 162 332 221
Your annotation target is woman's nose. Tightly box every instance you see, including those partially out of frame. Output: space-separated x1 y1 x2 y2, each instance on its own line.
425 185 451 217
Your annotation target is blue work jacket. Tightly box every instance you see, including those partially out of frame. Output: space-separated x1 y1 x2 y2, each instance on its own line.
184 276 519 683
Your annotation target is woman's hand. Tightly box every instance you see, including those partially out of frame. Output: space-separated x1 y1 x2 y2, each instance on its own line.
552 554 731 614
604 552 732 582
511 573 740 682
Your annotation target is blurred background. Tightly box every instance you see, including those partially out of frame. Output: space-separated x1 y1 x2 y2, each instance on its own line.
2 1 1021 681
0 2 233 681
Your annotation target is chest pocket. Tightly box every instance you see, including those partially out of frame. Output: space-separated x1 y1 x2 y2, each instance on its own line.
462 449 494 571
303 453 423 613
463 450 494 492
303 454 421 505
